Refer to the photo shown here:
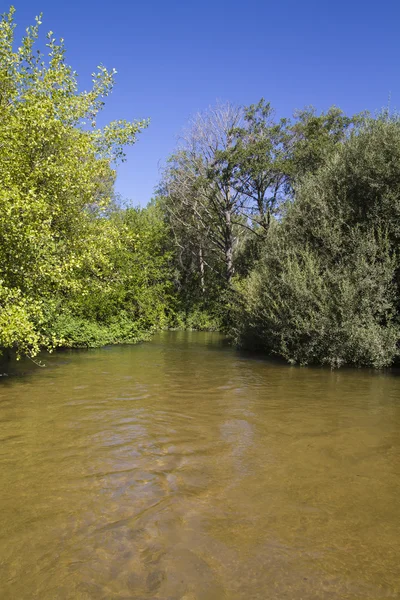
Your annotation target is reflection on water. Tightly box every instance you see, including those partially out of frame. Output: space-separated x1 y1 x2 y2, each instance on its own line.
0 331 400 599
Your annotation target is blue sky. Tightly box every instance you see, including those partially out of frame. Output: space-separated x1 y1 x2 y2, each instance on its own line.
11 0 400 206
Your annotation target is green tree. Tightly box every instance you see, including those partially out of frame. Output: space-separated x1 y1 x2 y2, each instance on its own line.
288 105 361 182
0 7 148 357
232 115 400 368
229 99 289 234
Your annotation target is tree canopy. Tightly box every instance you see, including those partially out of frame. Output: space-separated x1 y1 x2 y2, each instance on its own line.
0 7 152 357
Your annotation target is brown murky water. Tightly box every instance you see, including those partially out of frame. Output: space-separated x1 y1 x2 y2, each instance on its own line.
0 331 400 600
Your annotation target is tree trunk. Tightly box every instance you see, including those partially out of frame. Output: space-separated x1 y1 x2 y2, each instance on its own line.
224 208 234 283
257 190 271 234
199 244 206 294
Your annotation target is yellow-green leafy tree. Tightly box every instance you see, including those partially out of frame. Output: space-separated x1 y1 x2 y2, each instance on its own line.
0 7 148 357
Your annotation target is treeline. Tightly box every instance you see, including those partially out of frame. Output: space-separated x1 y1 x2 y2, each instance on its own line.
1 8 400 368
160 104 400 368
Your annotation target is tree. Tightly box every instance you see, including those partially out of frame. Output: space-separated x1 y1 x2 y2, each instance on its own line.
162 101 358 292
162 102 244 285
231 115 400 368
228 99 289 234
288 105 361 182
0 7 148 357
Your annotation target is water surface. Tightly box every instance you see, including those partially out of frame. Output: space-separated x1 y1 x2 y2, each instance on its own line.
0 331 400 599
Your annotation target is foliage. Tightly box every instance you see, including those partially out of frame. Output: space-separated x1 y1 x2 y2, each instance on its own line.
228 99 289 233
0 7 153 357
232 116 400 367
161 100 365 360
288 105 362 181
49 202 175 348
161 100 358 294
232 227 398 368
2 8 399 370
161 103 244 286
50 312 149 349
172 306 223 332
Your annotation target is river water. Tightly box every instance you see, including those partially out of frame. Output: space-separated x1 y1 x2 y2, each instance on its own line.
0 331 399 599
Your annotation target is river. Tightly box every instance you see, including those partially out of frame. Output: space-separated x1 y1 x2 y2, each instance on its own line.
0 331 399 599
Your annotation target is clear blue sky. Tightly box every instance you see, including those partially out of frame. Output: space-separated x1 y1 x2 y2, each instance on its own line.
11 0 400 206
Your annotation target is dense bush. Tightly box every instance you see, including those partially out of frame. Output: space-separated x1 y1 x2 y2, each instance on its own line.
231 117 400 367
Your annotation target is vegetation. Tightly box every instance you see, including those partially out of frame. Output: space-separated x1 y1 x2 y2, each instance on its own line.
1 7 400 368
161 106 400 368
0 7 171 357
228 116 400 367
